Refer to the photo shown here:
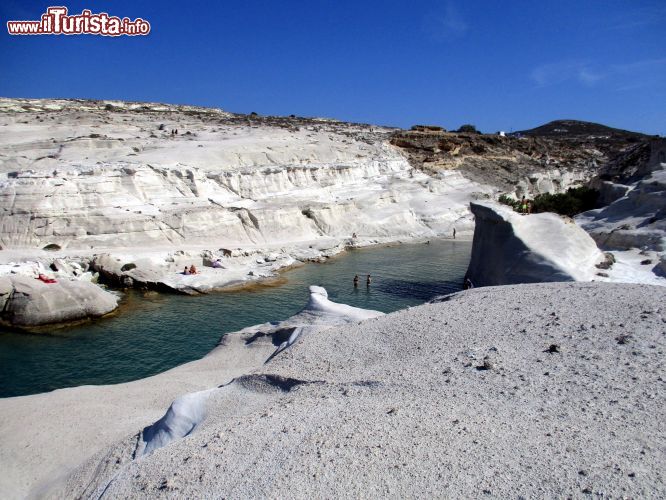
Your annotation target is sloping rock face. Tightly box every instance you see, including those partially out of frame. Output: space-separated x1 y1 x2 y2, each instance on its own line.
237 285 384 363
0 275 118 327
0 98 488 250
11 283 663 499
577 169 666 252
391 120 654 200
465 202 604 286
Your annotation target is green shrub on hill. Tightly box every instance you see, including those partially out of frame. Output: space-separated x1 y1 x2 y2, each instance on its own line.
498 194 519 210
456 124 480 134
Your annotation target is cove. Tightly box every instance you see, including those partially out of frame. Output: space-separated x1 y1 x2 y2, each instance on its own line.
0 239 470 398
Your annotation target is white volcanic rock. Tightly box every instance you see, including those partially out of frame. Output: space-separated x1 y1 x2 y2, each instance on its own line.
134 286 383 456
88 248 299 294
577 168 666 252
0 274 118 327
0 98 489 251
515 168 589 197
465 201 604 286
0 285 383 497
237 285 384 362
2 283 664 498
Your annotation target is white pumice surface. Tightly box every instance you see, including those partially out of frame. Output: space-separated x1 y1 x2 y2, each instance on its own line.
4 282 663 498
466 201 605 286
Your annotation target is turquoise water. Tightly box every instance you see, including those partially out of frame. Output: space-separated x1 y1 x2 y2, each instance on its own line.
0 240 470 398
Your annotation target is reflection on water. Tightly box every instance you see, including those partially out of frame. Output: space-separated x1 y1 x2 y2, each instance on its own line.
0 240 470 397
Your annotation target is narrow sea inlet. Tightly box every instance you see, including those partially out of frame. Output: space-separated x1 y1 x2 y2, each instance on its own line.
0 240 470 398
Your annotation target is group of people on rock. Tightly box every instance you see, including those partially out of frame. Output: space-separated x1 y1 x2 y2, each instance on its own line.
170 129 179 136
183 265 198 275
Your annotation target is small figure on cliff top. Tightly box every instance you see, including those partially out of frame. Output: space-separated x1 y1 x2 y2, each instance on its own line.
453 227 457 239
520 196 527 214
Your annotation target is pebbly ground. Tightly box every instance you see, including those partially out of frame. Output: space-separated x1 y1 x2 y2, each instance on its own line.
57 282 666 499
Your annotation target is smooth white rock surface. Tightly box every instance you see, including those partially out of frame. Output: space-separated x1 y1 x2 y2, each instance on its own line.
466 201 604 286
1 283 664 498
0 274 118 327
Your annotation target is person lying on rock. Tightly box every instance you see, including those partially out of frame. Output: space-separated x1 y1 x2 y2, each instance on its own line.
37 273 57 284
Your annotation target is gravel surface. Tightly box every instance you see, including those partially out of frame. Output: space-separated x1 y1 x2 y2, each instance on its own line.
60 282 666 498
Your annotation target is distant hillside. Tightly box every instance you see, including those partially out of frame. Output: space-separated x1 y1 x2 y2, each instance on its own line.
515 120 650 140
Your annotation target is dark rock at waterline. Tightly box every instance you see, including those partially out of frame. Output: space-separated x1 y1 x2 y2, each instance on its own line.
91 254 192 295
595 252 616 270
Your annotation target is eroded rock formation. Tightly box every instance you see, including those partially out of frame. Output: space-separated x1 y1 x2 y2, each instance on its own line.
465 201 604 286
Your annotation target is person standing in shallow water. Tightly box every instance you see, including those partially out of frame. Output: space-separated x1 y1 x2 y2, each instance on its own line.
353 274 359 287
366 274 372 286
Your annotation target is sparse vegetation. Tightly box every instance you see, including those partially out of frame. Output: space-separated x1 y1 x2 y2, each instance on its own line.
498 187 599 217
531 187 599 217
498 194 519 210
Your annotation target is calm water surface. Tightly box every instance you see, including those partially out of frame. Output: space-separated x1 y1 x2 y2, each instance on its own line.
0 240 470 398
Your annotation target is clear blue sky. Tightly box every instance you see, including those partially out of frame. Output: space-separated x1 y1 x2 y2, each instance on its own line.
1 0 665 134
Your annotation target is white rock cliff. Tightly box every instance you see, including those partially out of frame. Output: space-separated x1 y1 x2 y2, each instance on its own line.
465 201 605 286
0 98 487 250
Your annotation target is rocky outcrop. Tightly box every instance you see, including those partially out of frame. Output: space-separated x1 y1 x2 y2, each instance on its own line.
577 169 666 252
0 275 118 328
91 254 179 292
391 120 653 198
238 285 384 363
465 201 604 286
0 98 486 251
88 248 300 295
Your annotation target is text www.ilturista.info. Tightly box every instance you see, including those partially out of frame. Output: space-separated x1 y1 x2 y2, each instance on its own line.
7 6 151 36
